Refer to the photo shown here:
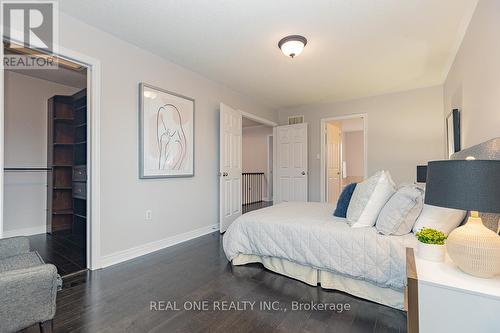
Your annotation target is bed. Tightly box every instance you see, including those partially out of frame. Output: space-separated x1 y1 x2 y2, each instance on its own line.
223 202 417 309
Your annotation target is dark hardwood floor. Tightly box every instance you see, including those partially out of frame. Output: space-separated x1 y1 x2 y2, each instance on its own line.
28 232 86 276
243 201 273 214
25 232 406 332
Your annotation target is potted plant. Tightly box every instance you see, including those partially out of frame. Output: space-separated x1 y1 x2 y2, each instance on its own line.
415 228 447 262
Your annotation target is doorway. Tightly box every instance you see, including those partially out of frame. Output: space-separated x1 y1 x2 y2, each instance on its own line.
219 104 278 233
218 106 307 232
241 116 273 214
1 42 101 273
320 114 367 203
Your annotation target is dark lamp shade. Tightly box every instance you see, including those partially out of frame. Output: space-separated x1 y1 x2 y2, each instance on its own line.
424 160 500 213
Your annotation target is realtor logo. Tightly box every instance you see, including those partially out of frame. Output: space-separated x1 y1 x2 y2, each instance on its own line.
2 1 59 69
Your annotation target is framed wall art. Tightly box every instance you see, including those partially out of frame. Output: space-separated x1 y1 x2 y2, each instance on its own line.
446 108 461 158
139 83 194 178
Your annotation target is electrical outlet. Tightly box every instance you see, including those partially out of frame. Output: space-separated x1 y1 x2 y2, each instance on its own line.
145 210 153 221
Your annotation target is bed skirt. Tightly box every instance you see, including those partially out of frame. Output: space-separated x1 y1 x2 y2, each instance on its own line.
232 254 405 310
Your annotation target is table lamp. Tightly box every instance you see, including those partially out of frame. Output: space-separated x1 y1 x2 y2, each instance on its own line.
425 160 500 278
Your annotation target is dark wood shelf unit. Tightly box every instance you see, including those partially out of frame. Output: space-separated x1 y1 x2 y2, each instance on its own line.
72 89 87 244
52 209 74 215
47 96 74 233
52 166 72 188
47 89 87 238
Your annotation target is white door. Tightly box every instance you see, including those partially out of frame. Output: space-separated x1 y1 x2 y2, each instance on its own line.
326 122 342 203
219 103 242 232
274 123 308 203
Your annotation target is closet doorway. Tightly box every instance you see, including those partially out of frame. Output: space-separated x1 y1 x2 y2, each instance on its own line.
2 45 91 276
320 114 367 203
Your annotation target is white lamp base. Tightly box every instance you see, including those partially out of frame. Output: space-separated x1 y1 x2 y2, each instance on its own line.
446 212 500 278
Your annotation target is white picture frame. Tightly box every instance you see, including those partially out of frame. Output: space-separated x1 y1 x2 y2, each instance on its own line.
139 83 194 178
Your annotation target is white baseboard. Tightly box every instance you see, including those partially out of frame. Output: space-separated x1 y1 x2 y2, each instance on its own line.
2 225 46 238
99 224 219 269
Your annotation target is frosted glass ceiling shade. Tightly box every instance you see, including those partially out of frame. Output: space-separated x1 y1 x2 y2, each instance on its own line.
278 35 307 58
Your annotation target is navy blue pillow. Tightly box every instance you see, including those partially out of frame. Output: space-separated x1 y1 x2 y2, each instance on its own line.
333 183 357 218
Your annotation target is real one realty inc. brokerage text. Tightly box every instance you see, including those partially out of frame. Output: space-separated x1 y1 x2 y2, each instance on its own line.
150 300 351 313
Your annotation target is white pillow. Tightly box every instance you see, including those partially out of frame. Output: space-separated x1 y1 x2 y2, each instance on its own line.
347 170 396 228
412 204 466 236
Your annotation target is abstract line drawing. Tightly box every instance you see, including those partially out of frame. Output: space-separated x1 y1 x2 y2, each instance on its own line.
140 83 194 178
156 104 187 170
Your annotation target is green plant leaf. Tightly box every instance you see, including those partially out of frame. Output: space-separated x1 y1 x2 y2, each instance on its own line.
415 227 446 245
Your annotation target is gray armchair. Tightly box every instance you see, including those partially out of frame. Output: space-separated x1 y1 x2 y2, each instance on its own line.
0 236 60 333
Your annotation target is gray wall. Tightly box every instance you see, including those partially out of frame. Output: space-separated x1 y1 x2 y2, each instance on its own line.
444 0 500 149
242 126 273 174
55 13 275 257
278 86 445 201
343 131 364 178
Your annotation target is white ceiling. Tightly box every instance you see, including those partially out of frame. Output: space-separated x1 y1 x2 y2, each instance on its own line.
59 0 477 109
7 67 87 89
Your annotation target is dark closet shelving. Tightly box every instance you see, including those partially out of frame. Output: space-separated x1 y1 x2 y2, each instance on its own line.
72 89 88 239
47 89 87 238
47 96 74 233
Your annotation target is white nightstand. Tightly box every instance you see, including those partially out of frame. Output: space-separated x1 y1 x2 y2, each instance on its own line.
406 248 500 333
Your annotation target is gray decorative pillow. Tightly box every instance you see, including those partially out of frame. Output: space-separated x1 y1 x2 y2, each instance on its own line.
376 185 424 235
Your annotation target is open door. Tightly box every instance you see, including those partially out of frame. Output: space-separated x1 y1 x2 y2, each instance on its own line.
274 123 308 203
219 103 242 233
326 122 342 203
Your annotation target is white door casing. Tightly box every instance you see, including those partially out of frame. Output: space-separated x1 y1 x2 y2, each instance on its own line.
326 122 342 203
267 134 273 201
219 103 242 232
274 123 308 203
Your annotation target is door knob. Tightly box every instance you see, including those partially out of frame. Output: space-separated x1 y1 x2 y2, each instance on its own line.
301 171 306 175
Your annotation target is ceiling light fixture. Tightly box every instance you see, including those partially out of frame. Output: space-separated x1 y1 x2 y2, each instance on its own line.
278 35 307 58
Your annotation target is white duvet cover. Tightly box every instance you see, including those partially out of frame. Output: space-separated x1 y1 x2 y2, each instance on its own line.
223 202 417 291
